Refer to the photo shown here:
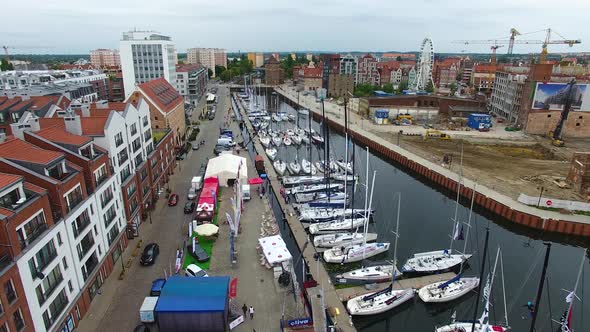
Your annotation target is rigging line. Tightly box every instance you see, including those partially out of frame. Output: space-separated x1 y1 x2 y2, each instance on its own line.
507 244 545 315
582 261 585 332
546 276 554 332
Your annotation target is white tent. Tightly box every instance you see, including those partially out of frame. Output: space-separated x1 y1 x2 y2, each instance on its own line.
205 154 248 187
258 235 292 264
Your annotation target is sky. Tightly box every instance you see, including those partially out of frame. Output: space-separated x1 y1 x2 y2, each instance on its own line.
2 0 590 54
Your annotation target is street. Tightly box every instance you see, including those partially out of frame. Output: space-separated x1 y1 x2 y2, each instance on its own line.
78 84 231 332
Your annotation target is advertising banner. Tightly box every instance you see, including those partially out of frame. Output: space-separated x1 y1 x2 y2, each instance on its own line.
531 82 590 112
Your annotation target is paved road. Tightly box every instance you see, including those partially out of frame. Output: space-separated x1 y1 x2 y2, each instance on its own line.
78 85 231 332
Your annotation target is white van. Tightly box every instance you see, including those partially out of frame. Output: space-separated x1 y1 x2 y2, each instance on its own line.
217 137 235 147
242 184 251 201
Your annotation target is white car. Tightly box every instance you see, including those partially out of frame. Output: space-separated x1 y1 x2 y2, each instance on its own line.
185 264 208 277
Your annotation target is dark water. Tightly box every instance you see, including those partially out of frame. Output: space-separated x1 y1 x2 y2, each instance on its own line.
254 94 590 332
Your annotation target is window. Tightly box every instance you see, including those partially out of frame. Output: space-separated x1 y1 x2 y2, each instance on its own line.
57 233 62 246
130 123 137 136
94 164 108 186
16 211 47 250
62 257 68 270
79 144 94 159
28 240 57 278
104 205 117 228
47 163 65 180
126 182 137 197
132 138 141 152
77 232 95 261
140 168 148 181
42 289 68 330
120 165 131 183
35 265 63 305
0 188 21 209
142 116 149 127
0 322 7 332
65 186 84 213
0 301 3 317
114 132 123 147
68 281 73 293
4 280 16 304
13 308 24 331
118 148 129 166
100 187 114 208
72 210 91 238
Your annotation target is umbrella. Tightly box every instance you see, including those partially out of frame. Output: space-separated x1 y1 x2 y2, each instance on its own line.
248 177 264 185
195 224 219 237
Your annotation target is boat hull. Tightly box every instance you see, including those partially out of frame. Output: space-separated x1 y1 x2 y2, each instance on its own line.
418 277 479 303
347 289 415 316
313 232 377 248
402 250 472 274
308 217 369 234
323 243 390 263
435 322 509 332
335 265 400 285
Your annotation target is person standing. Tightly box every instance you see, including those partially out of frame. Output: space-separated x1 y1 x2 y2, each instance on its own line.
249 306 255 319
242 303 248 317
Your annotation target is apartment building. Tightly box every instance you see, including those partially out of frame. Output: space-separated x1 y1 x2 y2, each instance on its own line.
90 49 121 68
187 48 227 76
320 54 341 92
0 135 126 332
0 96 71 135
340 54 358 85
119 31 177 99
296 64 322 92
357 54 380 86
489 71 526 124
175 64 208 105
264 56 284 86
127 78 186 146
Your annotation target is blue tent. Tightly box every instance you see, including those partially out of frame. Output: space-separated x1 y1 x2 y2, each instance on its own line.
156 276 230 331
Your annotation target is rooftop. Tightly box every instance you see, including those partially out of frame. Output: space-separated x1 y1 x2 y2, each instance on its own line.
0 136 63 165
0 173 22 191
137 78 183 114
176 64 203 73
80 116 109 136
36 125 92 147
155 276 229 313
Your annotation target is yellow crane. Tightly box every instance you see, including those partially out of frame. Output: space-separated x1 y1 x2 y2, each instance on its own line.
453 28 581 63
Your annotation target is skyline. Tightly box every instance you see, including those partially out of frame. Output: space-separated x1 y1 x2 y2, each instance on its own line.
2 0 590 54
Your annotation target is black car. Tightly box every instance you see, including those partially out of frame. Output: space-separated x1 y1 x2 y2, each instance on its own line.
214 144 231 155
140 243 160 266
184 201 196 214
133 324 151 332
187 243 210 262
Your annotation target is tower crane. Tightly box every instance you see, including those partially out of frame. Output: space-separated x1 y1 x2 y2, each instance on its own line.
2 45 54 63
453 28 581 63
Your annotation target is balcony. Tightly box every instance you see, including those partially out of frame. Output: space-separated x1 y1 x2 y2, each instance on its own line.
118 151 129 166
107 225 122 247
35 248 58 276
146 144 154 156
95 173 108 187
72 213 91 238
66 191 84 214
130 127 138 136
134 155 144 169
18 223 48 250
77 234 95 261
115 137 124 147
104 208 117 229
82 254 99 282
100 190 114 209
129 200 139 217
36 273 63 305
120 168 132 183
0 254 12 272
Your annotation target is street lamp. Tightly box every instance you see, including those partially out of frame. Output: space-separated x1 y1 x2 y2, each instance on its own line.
536 186 545 207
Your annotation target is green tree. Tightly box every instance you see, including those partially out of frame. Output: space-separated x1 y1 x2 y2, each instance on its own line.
396 56 402 61
382 83 394 93
280 55 296 79
353 84 376 97
207 68 213 78
177 59 185 65
425 79 434 93
396 81 409 94
215 65 226 75
220 70 232 82
0 59 10 71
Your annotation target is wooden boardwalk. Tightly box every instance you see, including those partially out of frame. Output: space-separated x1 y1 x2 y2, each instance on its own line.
235 95 356 332
335 272 456 301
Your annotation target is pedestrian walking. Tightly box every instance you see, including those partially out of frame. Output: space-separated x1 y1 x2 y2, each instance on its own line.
261 186 266 196
242 304 247 317
249 306 255 319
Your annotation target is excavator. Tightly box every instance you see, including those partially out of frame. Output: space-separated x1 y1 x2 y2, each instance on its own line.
549 79 576 147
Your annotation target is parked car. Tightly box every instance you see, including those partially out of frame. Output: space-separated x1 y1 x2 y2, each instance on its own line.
140 243 160 266
168 194 179 206
214 144 231 155
185 264 209 277
175 153 185 160
184 201 196 214
187 243 210 262
150 278 166 296
187 187 198 200
192 142 200 150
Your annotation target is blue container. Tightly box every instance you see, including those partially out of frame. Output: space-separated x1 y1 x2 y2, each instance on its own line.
467 113 492 130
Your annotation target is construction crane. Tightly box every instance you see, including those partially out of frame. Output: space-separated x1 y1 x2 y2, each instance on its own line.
487 45 503 94
453 28 581 63
2 45 54 63
550 79 577 147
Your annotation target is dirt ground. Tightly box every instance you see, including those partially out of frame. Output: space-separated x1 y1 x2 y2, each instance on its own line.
382 132 590 202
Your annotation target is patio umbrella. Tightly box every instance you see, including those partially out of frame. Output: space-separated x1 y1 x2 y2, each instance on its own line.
195 224 219 237
248 177 264 185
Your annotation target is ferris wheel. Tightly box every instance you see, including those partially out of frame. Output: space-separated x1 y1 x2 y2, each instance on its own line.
414 38 434 91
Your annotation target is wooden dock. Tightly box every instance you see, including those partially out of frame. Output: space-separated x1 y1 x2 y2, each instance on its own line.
235 95 356 332
335 272 457 301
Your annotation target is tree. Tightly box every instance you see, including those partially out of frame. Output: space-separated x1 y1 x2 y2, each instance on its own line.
427 80 435 93
215 65 226 76
220 70 232 82
280 55 296 79
0 59 10 71
177 60 185 65
450 82 458 96
207 68 213 78
396 81 409 94
353 84 376 97
382 83 394 93
396 56 402 61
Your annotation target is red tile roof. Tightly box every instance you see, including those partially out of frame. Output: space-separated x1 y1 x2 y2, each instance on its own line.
0 96 70 113
0 97 23 112
0 173 22 190
24 182 46 194
176 64 202 72
377 61 402 70
90 102 126 113
39 117 66 129
80 116 109 136
303 67 323 78
138 78 183 114
36 125 91 146
0 136 63 165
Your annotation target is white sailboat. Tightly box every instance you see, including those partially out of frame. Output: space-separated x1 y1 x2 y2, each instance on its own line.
330 173 357 182
311 133 324 144
272 113 281 122
272 136 282 147
265 147 277 161
287 160 301 175
335 264 397 285
298 207 370 222
273 160 286 176
283 135 292 146
286 183 344 195
301 132 310 144
336 159 353 174
260 136 271 147
402 148 472 274
292 134 302 145
301 159 317 175
314 161 326 173
435 248 510 332
314 232 378 248
281 175 324 186
295 191 346 204
308 217 369 235
345 193 415 315
419 185 480 303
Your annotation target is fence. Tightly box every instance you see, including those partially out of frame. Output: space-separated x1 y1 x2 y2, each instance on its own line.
518 193 590 212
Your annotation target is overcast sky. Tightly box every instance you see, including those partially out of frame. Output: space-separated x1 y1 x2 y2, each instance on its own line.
2 0 589 54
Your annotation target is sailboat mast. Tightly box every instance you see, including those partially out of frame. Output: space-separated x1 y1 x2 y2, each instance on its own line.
471 227 490 331
459 184 476 275
565 249 587 330
393 193 401 268
529 242 551 332
449 143 464 253
361 171 376 260
342 132 348 210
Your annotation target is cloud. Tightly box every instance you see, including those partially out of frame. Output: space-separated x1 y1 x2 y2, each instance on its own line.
1 0 589 53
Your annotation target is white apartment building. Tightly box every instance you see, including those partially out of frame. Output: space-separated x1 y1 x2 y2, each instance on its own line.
339 54 358 84
90 49 121 68
119 31 177 98
489 71 527 124
187 48 227 76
